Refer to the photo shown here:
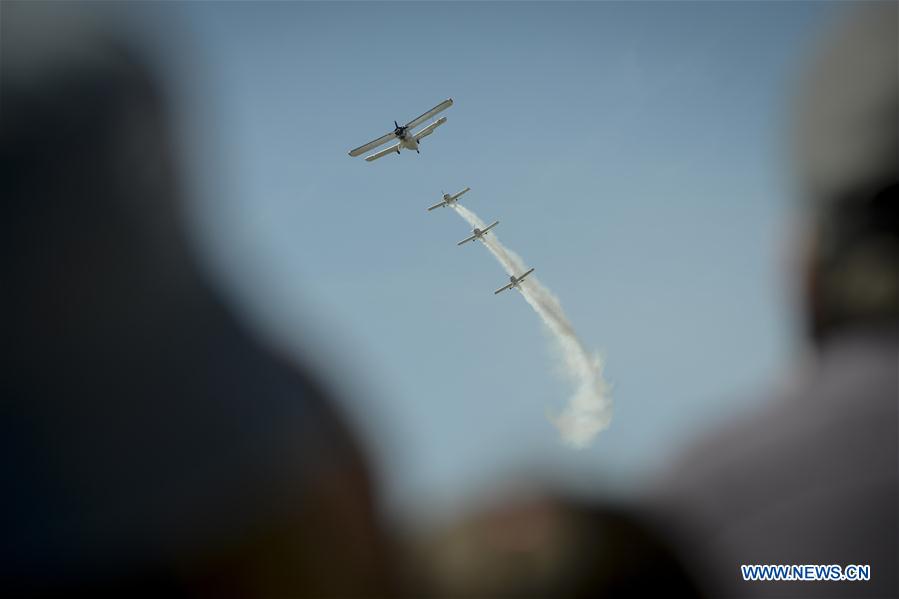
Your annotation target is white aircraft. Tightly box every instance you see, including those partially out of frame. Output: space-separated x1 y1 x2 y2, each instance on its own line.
427 186 470 211
457 221 499 246
348 98 453 162
494 268 535 295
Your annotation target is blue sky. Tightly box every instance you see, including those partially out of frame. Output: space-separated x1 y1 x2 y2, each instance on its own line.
131 1 840 523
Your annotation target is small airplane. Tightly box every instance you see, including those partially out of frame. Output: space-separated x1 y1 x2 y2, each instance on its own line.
348 98 453 162
427 186 471 211
494 268 535 295
457 221 499 246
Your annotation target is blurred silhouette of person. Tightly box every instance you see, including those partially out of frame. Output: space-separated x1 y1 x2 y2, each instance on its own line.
2 4 393 596
646 5 898 598
404 492 702 598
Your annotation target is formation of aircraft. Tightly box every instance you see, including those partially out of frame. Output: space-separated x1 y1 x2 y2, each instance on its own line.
348 98 453 162
457 221 499 246
494 268 535 295
427 187 470 211
349 98 537 297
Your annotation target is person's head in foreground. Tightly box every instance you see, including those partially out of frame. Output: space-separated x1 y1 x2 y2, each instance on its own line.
2 4 393 597
648 4 897 598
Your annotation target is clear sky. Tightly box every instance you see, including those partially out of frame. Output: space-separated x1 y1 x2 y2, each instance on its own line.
129 1 840 524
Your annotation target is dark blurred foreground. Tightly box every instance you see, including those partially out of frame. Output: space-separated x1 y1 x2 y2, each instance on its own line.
2 2 896 598
1 4 392 596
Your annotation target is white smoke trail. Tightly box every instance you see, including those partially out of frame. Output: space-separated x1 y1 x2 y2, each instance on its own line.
452 204 612 448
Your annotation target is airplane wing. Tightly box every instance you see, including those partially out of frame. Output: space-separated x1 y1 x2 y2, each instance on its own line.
365 142 401 162
518 267 535 281
450 186 471 201
413 117 447 141
494 282 515 295
427 200 447 211
348 131 396 157
457 233 477 246
405 98 453 130
482 220 499 234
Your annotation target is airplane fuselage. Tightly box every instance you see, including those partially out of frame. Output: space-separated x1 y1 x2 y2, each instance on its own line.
494 268 532 295
399 136 419 152
392 126 419 152
509 274 529 290
428 190 464 212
